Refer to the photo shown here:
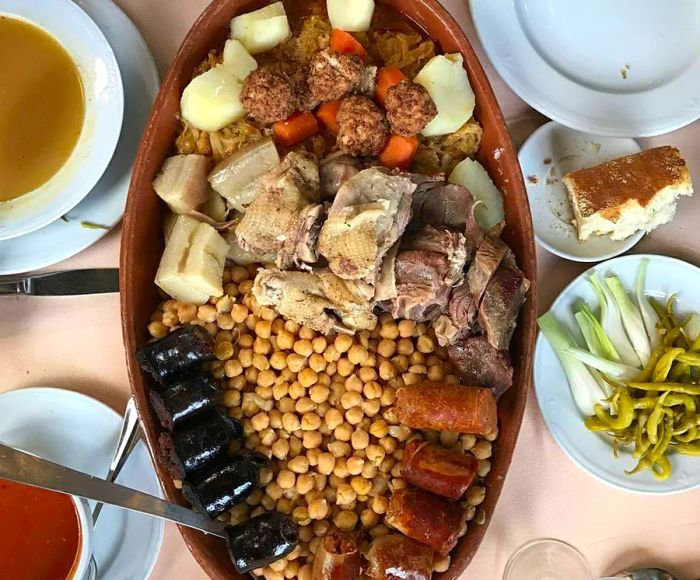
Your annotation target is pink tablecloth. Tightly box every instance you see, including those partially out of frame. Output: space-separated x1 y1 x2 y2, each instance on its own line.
1 1 699 578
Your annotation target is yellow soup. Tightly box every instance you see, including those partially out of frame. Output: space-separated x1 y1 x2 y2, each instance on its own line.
0 16 85 201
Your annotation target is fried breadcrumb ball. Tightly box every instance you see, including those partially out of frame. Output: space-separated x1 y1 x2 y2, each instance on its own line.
308 49 364 102
241 65 299 124
337 96 389 157
384 80 437 136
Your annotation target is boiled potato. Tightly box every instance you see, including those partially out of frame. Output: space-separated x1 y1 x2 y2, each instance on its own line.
415 54 475 137
180 65 245 131
327 0 375 32
222 39 257 80
230 2 291 55
449 158 504 230
156 216 229 304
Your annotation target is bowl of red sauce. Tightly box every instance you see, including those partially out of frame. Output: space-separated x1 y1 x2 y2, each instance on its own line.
0 479 93 580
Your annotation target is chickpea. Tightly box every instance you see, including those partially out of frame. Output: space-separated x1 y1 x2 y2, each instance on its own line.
371 495 389 515
358 367 378 383
301 413 322 431
308 498 329 520
308 353 326 373
328 441 351 458
325 408 344 430
350 476 372 496
294 339 313 358
351 429 369 450
369 524 390 538
312 520 329 538
222 389 241 408
336 357 355 377
472 440 493 459
335 484 357 506
379 321 399 340
416 334 435 353
298 565 313 580
282 413 301 433
360 508 379 528
277 470 296 490
377 339 396 358
361 399 381 417
347 344 368 365
239 334 254 349
317 453 335 475
288 456 309 474
276 329 294 350
302 430 322 449
230 304 248 323
251 412 269 432
346 456 365 476
340 391 362 410
287 353 306 373
198 304 218 323
460 433 476 451
288 381 306 400
298 368 318 388
309 385 329 404
366 444 385 465
427 365 445 382
379 360 397 380
398 319 416 337
433 555 450 573
362 462 378 479
445 374 460 385
333 422 352 442
369 419 389 439
244 366 260 384
380 387 396 407
289 436 303 457
344 374 363 393
334 334 353 353
345 407 364 425
466 485 486 506
295 397 316 415
379 436 397 454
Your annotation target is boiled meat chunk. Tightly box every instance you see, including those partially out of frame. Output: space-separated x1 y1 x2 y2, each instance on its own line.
252 268 376 333
276 203 325 269
318 168 415 282
478 262 530 350
448 335 513 398
236 152 320 258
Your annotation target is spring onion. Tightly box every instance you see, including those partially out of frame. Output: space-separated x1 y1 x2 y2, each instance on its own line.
538 313 607 415
563 347 639 380
575 302 620 361
606 276 651 366
589 273 641 368
683 313 700 343
636 258 661 351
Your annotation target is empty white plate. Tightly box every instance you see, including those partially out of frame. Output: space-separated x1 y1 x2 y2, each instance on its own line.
0 387 164 579
519 121 644 262
471 0 700 137
534 254 700 494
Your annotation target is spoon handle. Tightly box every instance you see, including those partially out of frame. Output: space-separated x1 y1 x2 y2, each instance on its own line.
92 398 142 524
0 442 226 538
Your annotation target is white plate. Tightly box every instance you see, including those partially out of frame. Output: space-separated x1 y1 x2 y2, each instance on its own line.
534 254 700 494
0 0 123 240
0 387 164 579
0 0 159 275
470 0 700 137
518 121 644 262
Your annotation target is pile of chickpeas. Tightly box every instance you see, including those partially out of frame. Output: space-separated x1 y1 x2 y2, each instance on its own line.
148 264 497 580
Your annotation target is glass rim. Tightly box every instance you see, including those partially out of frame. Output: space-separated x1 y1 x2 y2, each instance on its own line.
503 537 593 580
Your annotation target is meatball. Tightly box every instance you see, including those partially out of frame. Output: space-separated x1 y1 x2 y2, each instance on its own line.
292 69 319 112
308 49 364 102
337 96 389 157
384 80 437 136
240 65 298 124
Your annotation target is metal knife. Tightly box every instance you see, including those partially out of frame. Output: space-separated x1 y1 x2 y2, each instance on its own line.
0 268 120 296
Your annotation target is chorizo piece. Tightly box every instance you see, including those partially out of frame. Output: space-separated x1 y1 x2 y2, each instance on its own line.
401 438 479 500
365 534 434 580
385 488 466 555
311 532 361 580
395 383 497 435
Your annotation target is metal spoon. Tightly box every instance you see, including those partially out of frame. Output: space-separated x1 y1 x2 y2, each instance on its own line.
92 398 142 524
601 568 678 580
0 442 227 537
86 398 142 579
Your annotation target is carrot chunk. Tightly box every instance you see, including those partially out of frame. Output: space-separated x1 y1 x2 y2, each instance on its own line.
273 112 319 147
375 66 407 107
378 135 419 170
316 99 342 133
330 29 367 60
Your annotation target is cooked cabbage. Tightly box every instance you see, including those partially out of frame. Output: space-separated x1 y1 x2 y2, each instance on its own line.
176 119 263 161
411 118 483 175
372 31 435 79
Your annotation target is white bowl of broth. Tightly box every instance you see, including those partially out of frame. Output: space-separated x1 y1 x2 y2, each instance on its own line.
0 0 123 240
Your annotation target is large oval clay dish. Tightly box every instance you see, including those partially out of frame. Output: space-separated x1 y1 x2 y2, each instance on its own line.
120 1 538 577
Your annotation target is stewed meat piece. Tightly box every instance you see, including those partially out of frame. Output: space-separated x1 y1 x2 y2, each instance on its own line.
308 49 364 102
337 96 388 156
240 65 298 124
384 80 437 136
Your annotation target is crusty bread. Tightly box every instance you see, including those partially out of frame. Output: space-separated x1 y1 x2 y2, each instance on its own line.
563 146 693 241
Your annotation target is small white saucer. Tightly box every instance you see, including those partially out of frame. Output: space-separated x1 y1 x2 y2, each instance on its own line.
0 387 164 580
518 121 644 262
0 0 159 275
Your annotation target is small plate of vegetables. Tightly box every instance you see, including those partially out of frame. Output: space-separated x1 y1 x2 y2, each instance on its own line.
534 254 700 494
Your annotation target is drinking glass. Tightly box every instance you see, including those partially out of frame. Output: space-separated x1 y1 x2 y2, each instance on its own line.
504 538 593 580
